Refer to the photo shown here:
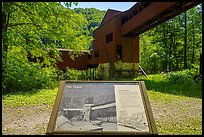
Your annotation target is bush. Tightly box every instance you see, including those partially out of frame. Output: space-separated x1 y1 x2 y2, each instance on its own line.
58 68 94 80
165 69 199 84
2 48 59 93
135 69 202 98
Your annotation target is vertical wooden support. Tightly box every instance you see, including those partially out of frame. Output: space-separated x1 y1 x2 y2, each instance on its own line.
133 35 139 63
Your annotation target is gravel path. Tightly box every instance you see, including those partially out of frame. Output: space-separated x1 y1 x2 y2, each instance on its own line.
149 97 202 135
2 104 52 135
2 96 202 135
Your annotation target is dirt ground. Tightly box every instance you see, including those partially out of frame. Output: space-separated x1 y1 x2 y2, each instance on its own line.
2 97 202 135
2 104 52 135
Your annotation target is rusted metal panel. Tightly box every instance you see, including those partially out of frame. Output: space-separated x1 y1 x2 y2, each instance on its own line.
120 2 152 26
125 2 202 37
57 51 88 70
88 12 139 65
114 15 122 49
121 37 134 62
121 2 177 36
100 9 121 26
133 36 139 63
87 16 119 65
120 36 139 63
121 2 201 37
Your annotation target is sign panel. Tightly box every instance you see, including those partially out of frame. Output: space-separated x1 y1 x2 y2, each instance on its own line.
46 81 157 135
114 85 149 132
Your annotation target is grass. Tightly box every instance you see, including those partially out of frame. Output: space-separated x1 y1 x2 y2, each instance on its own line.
2 70 202 135
134 70 202 99
2 88 58 108
134 70 202 135
148 90 202 135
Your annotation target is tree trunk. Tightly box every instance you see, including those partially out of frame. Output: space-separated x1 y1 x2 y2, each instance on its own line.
169 38 172 71
2 12 9 68
183 11 187 69
163 23 168 72
191 18 195 66
172 24 179 70
2 11 10 85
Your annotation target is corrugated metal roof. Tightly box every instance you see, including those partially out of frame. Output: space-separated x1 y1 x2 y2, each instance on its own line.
100 9 121 25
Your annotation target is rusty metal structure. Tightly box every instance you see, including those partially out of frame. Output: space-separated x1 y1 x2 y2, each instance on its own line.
57 2 201 79
56 49 89 70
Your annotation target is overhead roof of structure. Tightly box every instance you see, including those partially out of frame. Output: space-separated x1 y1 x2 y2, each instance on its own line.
100 9 121 25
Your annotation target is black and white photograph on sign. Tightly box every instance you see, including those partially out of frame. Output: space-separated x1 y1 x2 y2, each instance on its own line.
54 82 150 132
54 83 117 131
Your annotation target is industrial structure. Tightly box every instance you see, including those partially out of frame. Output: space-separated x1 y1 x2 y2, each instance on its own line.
30 2 201 79
55 97 116 131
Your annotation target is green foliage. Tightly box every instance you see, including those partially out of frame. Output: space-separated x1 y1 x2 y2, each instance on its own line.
135 69 202 98
73 8 106 35
74 8 106 24
2 2 93 70
2 47 59 93
140 4 202 74
135 70 202 134
165 69 199 84
58 68 85 80
4 2 92 51
58 68 97 80
62 2 78 8
2 2 94 93
2 87 58 108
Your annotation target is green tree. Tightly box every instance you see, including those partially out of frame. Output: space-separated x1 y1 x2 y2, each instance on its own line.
139 4 202 74
2 2 93 93
73 8 106 35
2 2 93 64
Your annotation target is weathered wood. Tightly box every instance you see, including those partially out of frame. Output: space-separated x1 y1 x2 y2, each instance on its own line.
139 65 148 77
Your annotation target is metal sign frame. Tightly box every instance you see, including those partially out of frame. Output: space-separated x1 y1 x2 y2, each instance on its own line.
46 81 158 135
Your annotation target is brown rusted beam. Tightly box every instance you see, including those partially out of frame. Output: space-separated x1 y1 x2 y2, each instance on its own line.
121 2 177 36
138 2 144 10
129 2 201 37
122 2 201 37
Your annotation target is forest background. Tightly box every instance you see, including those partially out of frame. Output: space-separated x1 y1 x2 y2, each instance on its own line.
2 2 202 135
2 2 202 93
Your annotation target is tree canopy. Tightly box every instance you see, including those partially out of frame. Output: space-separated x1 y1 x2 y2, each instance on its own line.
2 2 94 93
73 8 106 35
139 4 202 74
2 2 93 61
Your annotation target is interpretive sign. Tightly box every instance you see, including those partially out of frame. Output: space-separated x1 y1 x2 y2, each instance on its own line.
46 81 158 135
